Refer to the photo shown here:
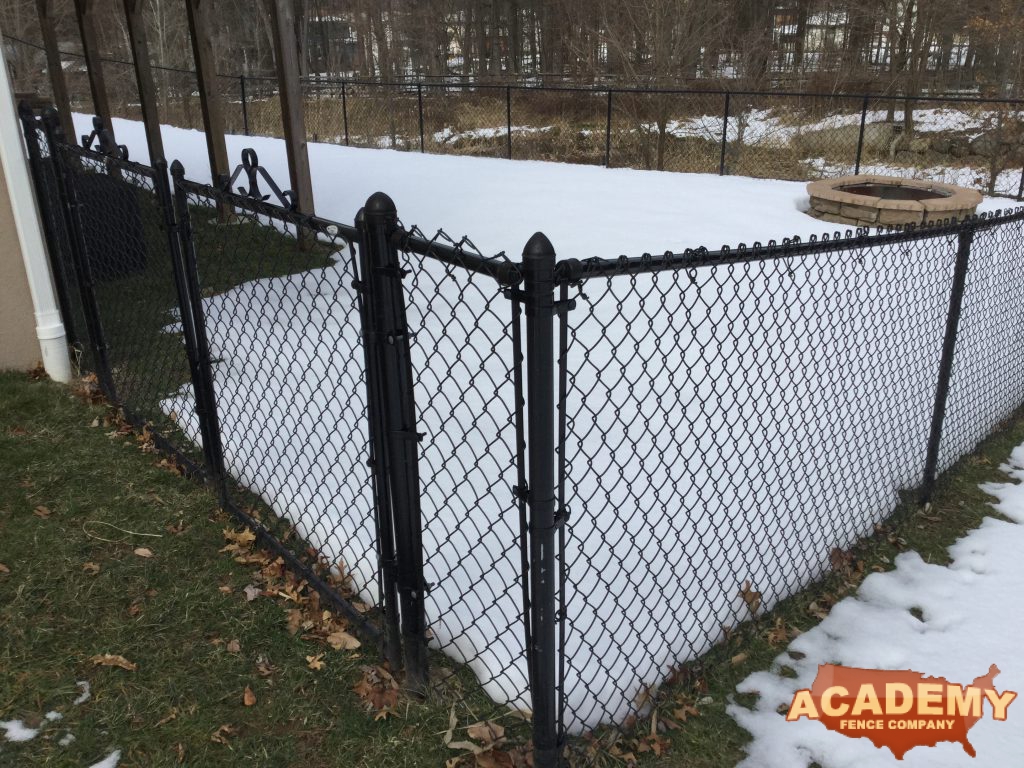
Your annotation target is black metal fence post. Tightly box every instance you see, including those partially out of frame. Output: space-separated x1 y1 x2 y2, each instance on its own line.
169 160 228 503
417 83 425 153
354 205 405 673
40 109 116 398
359 192 429 692
855 94 869 175
921 225 975 503
506 85 513 160
240 74 250 136
18 104 78 349
341 80 350 146
522 231 560 768
719 92 731 176
605 90 613 167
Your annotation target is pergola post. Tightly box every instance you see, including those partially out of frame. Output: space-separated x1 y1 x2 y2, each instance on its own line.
36 0 74 138
268 0 314 215
122 0 164 164
185 0 229 188
73 0 115 142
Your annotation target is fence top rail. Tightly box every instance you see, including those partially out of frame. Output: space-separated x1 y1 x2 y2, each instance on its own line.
175 174 361 241
556 207 1024 283
300 76 1024 106
62 140 161 182
393 227 522 286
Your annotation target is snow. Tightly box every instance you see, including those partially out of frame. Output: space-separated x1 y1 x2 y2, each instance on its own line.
87 749 122 768
70 114 1019 732
730 444 1024 766
73 680 91 705
0 720 39 742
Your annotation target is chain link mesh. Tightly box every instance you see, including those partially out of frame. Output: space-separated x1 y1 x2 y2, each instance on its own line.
396 229 530 709
553 222 1020 732
58 144 198 459
170 178 386 631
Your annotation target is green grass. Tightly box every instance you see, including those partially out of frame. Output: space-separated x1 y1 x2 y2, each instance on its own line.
0 372 505 767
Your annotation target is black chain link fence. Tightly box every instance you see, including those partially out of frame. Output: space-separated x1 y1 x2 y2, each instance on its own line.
20 102 1024 766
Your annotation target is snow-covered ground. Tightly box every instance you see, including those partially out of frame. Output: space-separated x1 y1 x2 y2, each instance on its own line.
69 115 1022 732
730 443 1024 766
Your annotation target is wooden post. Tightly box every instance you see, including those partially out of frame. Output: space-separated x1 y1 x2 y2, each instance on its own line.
73 0 115 143
122 0 165 164
36 0 74 138
268 0 314 215
185 0 229 188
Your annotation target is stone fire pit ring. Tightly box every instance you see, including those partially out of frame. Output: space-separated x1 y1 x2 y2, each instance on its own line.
806 175 982 228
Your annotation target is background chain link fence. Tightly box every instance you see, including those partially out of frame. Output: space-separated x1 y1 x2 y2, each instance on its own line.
8 33 1024 200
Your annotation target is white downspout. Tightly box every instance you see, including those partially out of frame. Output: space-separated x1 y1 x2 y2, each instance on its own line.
0 25 71 383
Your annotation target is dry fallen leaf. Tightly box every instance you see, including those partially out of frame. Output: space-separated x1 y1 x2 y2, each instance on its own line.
286 608 303 634
210 724 236 744
306 654 325 671
353 666 399 711
133 547 154 558
156 708 178 727
243 584 261 602
0 563 9 574
90 653 137 671
218 585 232 594
326 629 361 651
731 652 749 667
226 639 241 654
739 580 761 616
466 721 505 746
83 562 101 575
255 657 277 678
243 686 256 707
33 505 52 519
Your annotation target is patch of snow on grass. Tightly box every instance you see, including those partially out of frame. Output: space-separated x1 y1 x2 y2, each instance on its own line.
0 720 39 743
72 681 91 705
87 749 122 768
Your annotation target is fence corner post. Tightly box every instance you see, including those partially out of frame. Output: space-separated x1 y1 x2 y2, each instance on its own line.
522 231 560 768
920 224 975 504
360 191 429 693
